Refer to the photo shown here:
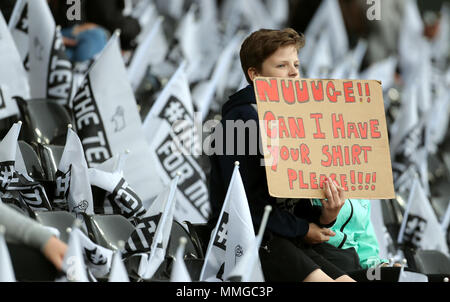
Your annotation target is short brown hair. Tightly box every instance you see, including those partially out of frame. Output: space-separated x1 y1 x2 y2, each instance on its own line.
240 28 305 84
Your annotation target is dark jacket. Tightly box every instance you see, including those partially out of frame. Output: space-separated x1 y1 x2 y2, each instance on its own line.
208 85 333 239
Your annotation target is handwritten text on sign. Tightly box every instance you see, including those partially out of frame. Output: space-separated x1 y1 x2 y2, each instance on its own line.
254 77 395 199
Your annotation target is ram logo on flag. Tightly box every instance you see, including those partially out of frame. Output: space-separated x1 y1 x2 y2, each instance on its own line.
143 63 210 224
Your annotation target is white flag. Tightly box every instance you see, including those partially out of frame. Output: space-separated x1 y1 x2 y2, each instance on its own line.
398 266 428 282
360 56 397 91
88 154 146 220
175 5 220 83
0 11 30 100
71 33 155 204
127 17 163 91
170 237 192 282
8 0 29 73
74 228 114 278
300 0 348 69
63 226 89 282
0 226 15 282
109 250 130 282
306 30 333 78
28 0 73 105
192 33 244 121
398 177 449 255
0 122 21 163
56 128 94 217
200 164 260 281
138 176 178 279
143 62 210 224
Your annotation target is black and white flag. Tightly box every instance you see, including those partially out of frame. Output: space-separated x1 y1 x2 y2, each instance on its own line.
200 164 262 281
8 0 29 73
398 177 449 255
0 11 29 100
55 128 94 217
71 32 155 205
127 176 178 279
28 0 73 105
143 63 210 224
88 154 146 221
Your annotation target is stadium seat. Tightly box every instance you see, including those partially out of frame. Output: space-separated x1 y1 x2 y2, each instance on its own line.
183 222 212 257
36 143 65 181
166 220 202 260
18 140 46 180
15 98 72 146
413 250 450 275
84 214 135 250
34 211 77 243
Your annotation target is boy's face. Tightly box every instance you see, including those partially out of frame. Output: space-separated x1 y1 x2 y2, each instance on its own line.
249 45 300 81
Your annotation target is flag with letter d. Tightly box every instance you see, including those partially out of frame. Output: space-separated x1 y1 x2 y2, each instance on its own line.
200 163 261 281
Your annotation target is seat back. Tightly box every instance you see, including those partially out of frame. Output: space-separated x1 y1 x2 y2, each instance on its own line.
16 98 72 145
34 211 77 243
166 221 202 260
85 214 135 250
413 250 450 275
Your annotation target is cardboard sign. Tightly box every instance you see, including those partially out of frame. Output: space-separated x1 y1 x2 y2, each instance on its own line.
254 77 395 199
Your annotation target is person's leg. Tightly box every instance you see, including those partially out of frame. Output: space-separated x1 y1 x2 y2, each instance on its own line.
335 275 357 282
72 27 108 62
303 269 335 282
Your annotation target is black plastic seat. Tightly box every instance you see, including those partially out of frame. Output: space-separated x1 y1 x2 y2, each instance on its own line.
413 250 450 275
84 214 135 251
166 221 202 260
184 222 212 257
36 144 65 181
34 211 77 243
17 140 46 180
16 98 72 145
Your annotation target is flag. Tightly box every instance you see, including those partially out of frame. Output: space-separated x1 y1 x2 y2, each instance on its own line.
88 154 146 220
0 226 15 282
0 122 21 193
398 263 428 282
192 33 244 121
0 123 52 213
142 62 210 224
227 206 271 282
71 32 155 205
306 30 333 78
300 0 349 71
200 163 259 281
170 237 192 282
127 17 163 91
360 56 398 91
136 176 178 279
109 249 130 282
175 5 220 83
397 177 449 255
0 11 29 100
330 40 367 79
8 0 29 73
75 227 113 278
28 0 73 105
63 225 89 282
55 127 94 217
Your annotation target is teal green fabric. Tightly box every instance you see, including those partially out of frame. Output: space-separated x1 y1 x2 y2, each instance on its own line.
312 199 388 269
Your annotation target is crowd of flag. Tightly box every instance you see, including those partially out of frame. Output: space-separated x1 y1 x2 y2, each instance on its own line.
0 0 449 282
